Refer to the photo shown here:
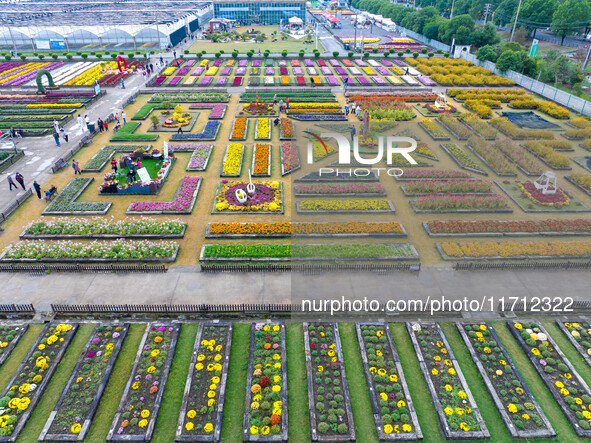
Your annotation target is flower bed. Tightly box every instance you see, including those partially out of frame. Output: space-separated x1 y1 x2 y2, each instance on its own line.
440 144 487 175
402 179 492 196
303 323 355 440
205 222 406 238
233 76 243 86
170 121 220 141
230 117 249 141
356 323 422 439
279 118 294 140
186 144 214 171
187 103 227 119
0 325 28 368
21 218 186 239
508 321 591 437
466 138 517 176
424 219 591 236
406 322 489 438
243 323 287 441
437 115 471 140
0 323 78 441
279 142 300 176
200 244 418 261
213 180 283 213
395 169 473 181
255 118 271 140
523 141 571 169
297 199 395 213
110 122 159 142
493 141 544 176
43 178 112 216
126 176 201 215
295 183 385 196
175 323 232 441
412 195 510 213
107 324 180 441
253 143 271 177
439 240 591 259
459 114 497 139
40 324 130 441
457 322 554 438
568 173 591 196
83 145 152 172
221 143 244 177
496 180 589 213
491 118 554 140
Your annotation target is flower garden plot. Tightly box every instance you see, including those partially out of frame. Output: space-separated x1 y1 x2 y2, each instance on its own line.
302 323 355 441
107 324 181 441
522 141 571 170
495 180 591 213
410 195 511 214
242 323 287 441
99 157 175 195
280 142 300 176
401 180 493 197
508 321 591 437
82 145 152 172
423 219 591 237
132 103 178 121
437 240 591 260
176 322 232 441
39 324 130 441
465 140 517 177
221 144 244 177
230 117 249 141
200 244 419 262
20 218 187 240
110 122 159 142
185 144 214 172
394 169 474 181
252 143 271 177
294 183 386 197
205 222 407 238
490 118 555 141
566 173 591 197
147 111 199 133
433 116 470 140
170 121 221 141
406 322 489 439
188 103 227 119
418 119 450 141
279 118 295 141
0 323 78 442
355 323 422 440
212 181 283 214
0 324 28 368
295 171 379 182
456 322 555 438
255 118 271 141
458 114 497 140
573 156 591 173
492 141 545 176
439 144 487 176
43 178 112 216
297 199 396 214
126 176 202 215
556 321 591 369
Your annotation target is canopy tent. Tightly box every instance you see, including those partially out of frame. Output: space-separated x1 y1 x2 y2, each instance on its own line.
288 16 303 24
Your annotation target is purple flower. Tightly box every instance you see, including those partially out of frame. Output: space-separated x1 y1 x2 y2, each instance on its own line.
153 381 159 386
144 345 151 350
117 427 124 434
140 397 145 401
113 332 120 339
92 338 100 344
162 344 167 349
87 351 95 358
158 326 166 332
97 351 102 357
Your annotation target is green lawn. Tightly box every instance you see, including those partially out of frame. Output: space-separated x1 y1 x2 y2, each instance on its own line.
116 158 166 184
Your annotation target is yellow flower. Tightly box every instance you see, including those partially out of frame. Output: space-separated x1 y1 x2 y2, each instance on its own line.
576 398 583 405
272 385 281 392
531 348 540 356
480 325 487 331
208 399 216 407
522 413 530 420
273 325 280 331
448 368 456 375
460 422 470 432
250 426 259 435
458 391 467 399
38 344 45 350
397 400 406 408
560 388 570 396
376 330 384 337
208 390 216 398
147 366 156 374
204 423 213 433
185 422 194 431
187 410 197 419
261 426 270 435
390 374 398 382
507 404 517 413
253 394 262 402
402 424 412 432
433 356 441 362
380 393 388 401
444 407 453 416
141 410 150 418
384 424 394 434
139 419 148 428
496 370 503 376
197 354 205 361
132 382 140 390
376 350 383 357
196 363 204 371
445 384 452 392
71 423 82 434
318 365 324 373
555 381 564 388
211 376 220 384
514 323 523 330
378 368 387 376
456 408 464 416
150 349 160 357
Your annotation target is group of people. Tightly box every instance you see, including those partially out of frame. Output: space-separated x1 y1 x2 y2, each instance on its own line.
6 172 56 201
52 118 70 146
110 155 141 183
278 97 290 113
345 100 362 118
141 63 156 81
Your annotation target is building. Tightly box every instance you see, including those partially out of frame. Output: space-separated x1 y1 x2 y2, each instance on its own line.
212 0 306 25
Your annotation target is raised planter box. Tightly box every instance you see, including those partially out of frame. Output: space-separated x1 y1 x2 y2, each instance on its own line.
280 143 300 176
211 181 284 215
296 200 396 214
418 122 450 141
565 176 591 198
229 118 249 141
251 143 271 177
42 178 113 216
556 320 591 369
436 243 591 261
436 117 469 140
409 200 512 214
254 118 272 141
125 178 201 215
520 144 572 171
20 224 187 240
494 181 591 213
0 323 28 368
439 143 488 176
422 221 591 237
220 144 244 178
465 144 517 177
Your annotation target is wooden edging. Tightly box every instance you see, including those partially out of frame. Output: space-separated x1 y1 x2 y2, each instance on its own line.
39 323 130 442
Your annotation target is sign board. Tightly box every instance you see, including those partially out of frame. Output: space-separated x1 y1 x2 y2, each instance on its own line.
50 39 66 49
163 141 169 158
137 167 151 184
35 39 50 50
529 39 539 57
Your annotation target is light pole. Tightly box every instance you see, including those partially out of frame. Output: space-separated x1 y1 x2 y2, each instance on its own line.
510 0 523 42
450 0 456 19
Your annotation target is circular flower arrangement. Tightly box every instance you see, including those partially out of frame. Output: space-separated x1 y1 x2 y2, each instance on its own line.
215 181 282 213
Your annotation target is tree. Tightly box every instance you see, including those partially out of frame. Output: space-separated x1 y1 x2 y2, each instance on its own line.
496 50 523 71
552 0 591 45
520 0 558 38
471 23 501 47
476 44 499 62
424 23 440 39
442 14 475 44
494 0 518 26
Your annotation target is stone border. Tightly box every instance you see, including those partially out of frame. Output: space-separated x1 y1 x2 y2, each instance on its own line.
494 181 591 213
0 246 179 263
175 322 233 442
125 177 201 215
417 122 450 141
280 143 301 176
254 118 272 141
507 322 591 438
39 323 130 442
296 200 396 214
422 221 591 237
204 222 408 239
107 323 181 441
465 144 517 177
436 242 591 261
220 144 244 178
555 320 591 369
251 143 271 177
0 323 28 368
355 323 422 441
211 181 284 215
409 200 512 214
0 322 79 443
186 145 214 172
42 178 113 216
199 243 419 263
394 174 478 182
242 323 288 442
303 322 355 442
456 322 555 439
436 117 469 140
439 143 488 176
229 118 249 141
405 322 489 440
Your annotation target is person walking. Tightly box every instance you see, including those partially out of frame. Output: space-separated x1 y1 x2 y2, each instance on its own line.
7 175 17 191
77 114 85 132
273 94 277 106
349 126 356 142
14 172 25 190
279 99 284 113
344 76 348 90
110 158 118 173
173 50 177 59
53 131 61 146
60 127 69 143
122 111 126 124
355 106 361 118
177 124 183 134
285 98 289 111
84 115 90 132
160 56 164 65
121 78 125 89
72 160 81 175
150 63 154 73
53 119 60 133
97 118 104 132
33 180 41 199
345 103 349 116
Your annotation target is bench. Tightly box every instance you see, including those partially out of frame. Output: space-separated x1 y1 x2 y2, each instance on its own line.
45 187 57 202
54 158 67 170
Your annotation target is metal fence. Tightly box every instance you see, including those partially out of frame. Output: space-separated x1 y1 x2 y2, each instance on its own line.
0 264 167 273
454 261 591 270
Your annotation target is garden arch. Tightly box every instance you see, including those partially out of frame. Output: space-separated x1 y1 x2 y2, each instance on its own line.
116 55 127 72
36 69 55 93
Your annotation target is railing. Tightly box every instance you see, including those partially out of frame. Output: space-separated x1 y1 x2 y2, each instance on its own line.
0 189 32 225
0 151 23 173
51 303 304 314
454 261 591 271
0 304 35 313
0 264 167 273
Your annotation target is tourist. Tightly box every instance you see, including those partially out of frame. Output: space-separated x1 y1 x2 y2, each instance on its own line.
33 180 41 199
258 49 261 56
85 115 90 131
72 160 81 175
115 113 119 123
177 124 183 134
53 131 61 147
349 126 356 141
160 56 164 65
97 118 104 132
285 98 290 111
173 51 177 59
9 127 16 138
121 78 125 89
345 103 349 115
274 117 279 127
111 158 118 173
53 119 60 133
142 69 147 81
103 120 109 131
77 114 84 131
279 99 284 113
273 94 277 105
122 111 126 124
344 77 348 90
355 106 361 118
7 175 17 191
14 172 25 190
60 127 69 143
15 128 22 139
150 63 154 73
136 159 142 169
